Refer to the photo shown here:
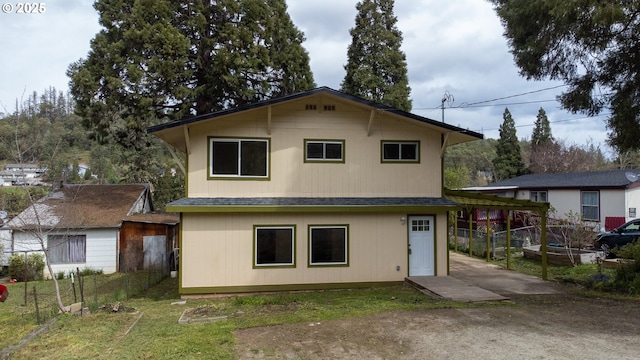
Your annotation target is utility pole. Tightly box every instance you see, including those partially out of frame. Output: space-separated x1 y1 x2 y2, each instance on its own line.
441 91 454 122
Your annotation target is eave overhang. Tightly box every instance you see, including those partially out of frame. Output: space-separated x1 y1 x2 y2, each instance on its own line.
166 197 462 214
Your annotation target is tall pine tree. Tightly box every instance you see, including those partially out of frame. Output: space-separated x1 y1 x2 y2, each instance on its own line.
68 0 315 182
529 107 555 173
493 108 526 181
341 0 412 111
531 107 553 146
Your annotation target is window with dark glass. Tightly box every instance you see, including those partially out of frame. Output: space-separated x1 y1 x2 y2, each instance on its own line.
309 226 348 266
254 226 295 267
382 141 419 162
305 140 344 162
209 138 269 178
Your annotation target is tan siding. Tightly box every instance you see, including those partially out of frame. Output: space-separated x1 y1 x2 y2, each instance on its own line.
181 212 411 288
435 213 448 276
187 101 443 198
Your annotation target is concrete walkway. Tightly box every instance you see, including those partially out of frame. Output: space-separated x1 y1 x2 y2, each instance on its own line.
406 252 560 302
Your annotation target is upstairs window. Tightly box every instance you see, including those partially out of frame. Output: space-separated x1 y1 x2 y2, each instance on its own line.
305 140 344 162
381 141 420 162
209 137 269 178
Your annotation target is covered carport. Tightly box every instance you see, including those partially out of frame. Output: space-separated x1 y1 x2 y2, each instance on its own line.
406 189 553 301
444 189 551 279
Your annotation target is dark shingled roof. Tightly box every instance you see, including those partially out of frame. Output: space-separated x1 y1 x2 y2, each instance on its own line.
167 197 458 207
487 169 640 190
8 184 150 230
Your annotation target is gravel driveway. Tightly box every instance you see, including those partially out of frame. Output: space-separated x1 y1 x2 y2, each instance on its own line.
235 291 640 359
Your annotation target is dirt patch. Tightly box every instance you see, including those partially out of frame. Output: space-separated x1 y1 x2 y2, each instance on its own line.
234 289 640 359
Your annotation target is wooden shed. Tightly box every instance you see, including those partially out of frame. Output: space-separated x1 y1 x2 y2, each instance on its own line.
119 212 180 273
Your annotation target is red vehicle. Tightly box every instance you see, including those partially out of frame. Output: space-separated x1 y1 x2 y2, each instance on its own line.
0 284 7 302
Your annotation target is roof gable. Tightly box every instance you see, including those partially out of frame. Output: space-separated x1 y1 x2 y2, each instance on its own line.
8 184 151 230
148 87 483 152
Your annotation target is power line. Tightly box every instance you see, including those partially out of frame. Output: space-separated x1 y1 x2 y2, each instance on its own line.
414 84 568 111
460 99 558 108
472 113 611 133
458 84 567 108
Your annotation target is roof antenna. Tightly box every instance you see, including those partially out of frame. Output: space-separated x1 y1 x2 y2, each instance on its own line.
441 91 454 123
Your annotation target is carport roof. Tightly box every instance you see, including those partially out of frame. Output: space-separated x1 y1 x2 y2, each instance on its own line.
445 189 549 212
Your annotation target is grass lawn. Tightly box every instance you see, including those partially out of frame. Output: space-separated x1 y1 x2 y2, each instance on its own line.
3 252 634 359
490 252 617 283
1 276 476 359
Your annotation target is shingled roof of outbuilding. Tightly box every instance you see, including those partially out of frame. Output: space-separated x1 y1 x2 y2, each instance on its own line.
8 184 151 230
123 212 179 225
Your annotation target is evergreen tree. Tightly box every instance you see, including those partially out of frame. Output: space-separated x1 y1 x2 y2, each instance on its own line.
489 0 640 152
531 108 553 146
529 107 555 173
341 0 412 111
68 0 315 182
493 108 526 181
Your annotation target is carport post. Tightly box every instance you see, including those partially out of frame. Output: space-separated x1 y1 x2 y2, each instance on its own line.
506 211 511 270
454 212 458 253
541 209 548 280
486 209 491 262
468 210 473 257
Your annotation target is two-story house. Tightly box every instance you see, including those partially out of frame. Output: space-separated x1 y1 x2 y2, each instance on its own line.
148 87 483 296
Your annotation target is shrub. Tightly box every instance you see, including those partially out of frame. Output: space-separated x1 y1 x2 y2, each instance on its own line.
78 267 103 276
612 241 640 294
8 253 45 281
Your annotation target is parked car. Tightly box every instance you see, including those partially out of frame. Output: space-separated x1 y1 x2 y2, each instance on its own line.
594 219 640 257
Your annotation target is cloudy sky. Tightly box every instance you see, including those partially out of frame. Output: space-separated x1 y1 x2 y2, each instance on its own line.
0 0 612 154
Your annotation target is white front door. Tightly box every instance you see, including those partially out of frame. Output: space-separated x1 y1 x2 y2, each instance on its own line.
408 216 434 276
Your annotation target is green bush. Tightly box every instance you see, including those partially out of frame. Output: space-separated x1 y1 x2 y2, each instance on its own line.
612 241 640 294
8 253 45 281
78 267 103 276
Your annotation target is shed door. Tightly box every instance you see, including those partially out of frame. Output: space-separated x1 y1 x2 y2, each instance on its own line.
409 216 434 276
143 235 166 270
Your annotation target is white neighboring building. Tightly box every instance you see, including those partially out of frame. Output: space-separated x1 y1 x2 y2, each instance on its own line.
4 183 153 277
1 163 46 186
464 169 640 231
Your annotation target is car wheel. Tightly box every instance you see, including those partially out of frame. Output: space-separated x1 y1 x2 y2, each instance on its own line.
599 242 613 258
